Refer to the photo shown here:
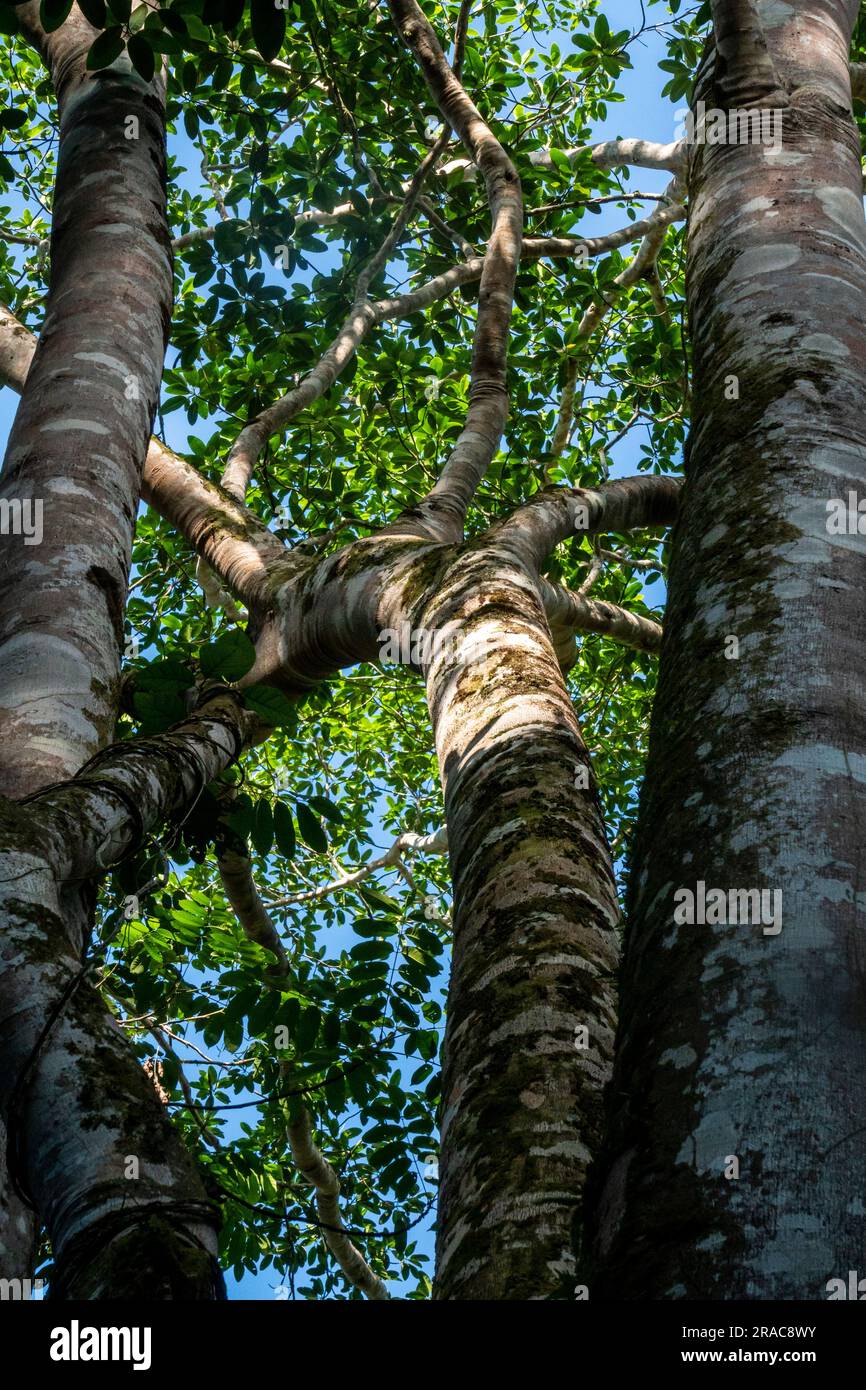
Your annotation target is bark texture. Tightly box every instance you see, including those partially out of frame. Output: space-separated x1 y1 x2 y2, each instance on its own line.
0 693 248 1298
421 538 620 1299
0 12 172 796
585 0 866 1299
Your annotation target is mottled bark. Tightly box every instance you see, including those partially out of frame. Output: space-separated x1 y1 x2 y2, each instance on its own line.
418 540 620 1300
0 692 249 1298
710 0 788 107
585 0 866 1299
0 10 172 797
0 6 210 1301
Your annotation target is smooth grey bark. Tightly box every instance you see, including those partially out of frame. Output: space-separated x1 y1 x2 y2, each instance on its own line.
0 8 222 1300
585 0 866 1299
0 8 172 797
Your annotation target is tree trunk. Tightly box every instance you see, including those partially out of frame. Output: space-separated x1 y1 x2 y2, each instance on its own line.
0 10 220 1299
0 695 246 1298
0 11 172 796
422 541 619 1299
586 0 866 1298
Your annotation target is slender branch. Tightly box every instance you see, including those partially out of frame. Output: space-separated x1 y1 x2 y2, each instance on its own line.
386 0 523 541
216 844 291 974
211 827 390 1299
147 1024 222 1150
539 577 663 655
279 1067 390 1300
222 122 450 500
575 179 684 340
267 826 447 907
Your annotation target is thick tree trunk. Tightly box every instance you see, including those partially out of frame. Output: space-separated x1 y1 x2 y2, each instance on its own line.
586 0 866 1298
0 10 172 796
0 10 218 1299
0 694 246 1298
422 541 619 1299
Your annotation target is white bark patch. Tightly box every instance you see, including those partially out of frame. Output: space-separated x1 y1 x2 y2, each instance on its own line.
675 1109 738 1172
758 0 795 21
659 1045 697 1070
695 1232 727 1252
529 1139 592 1162
763 150 808 166
74 351 130 376
814 186 866 254
773 743 866 783
799 333 850 358
39 419 110 436
44 479 95 499
730 244 802 283
739 195 775 216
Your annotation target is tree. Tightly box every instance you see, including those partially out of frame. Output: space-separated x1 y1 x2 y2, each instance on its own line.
0 0 858 1302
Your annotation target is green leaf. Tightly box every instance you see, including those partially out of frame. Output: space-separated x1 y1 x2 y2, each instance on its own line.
127 34 155 83
76 0 107 26
0 109 27 131
353 916 395 938
296 802 327 853
213 218 249 260
307 794 343 825
359 885 400 914
134 657 195 691
251 800 274 857
296 1005 321 1053
199 630 256 681
39 0 73 33
86 28 125 71
242 685 297 729
250 0 286 62
273 801 296 859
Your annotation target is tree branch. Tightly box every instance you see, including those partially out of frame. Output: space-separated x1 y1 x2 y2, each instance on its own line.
0 303 286 613
210 823 391 1299
386 0 523 542
267 826 447 907
499 473 681 570
222 122 451 500
539 577 663 658
279 1068 390 1300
